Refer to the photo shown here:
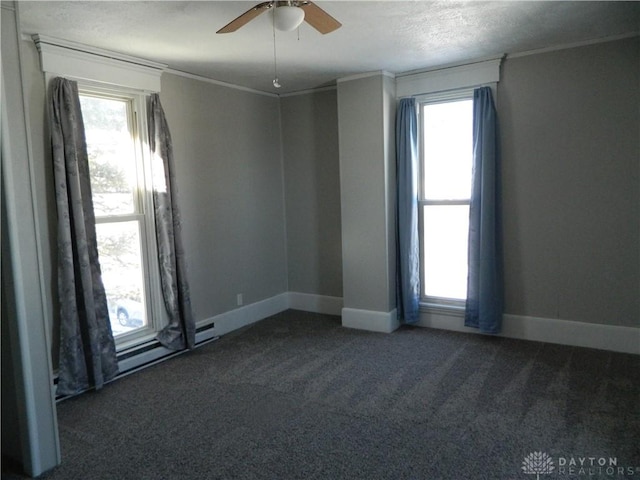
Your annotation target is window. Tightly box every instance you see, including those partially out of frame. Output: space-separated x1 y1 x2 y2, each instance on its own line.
79 88 166 347
418 92 473 305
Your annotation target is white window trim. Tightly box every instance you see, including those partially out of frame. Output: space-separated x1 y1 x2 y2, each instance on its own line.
414 86 476 105
396 57 501 98
78 85 168 350
33 34 166 92
399 58 501 313
35 35 169 351
417 89 474 311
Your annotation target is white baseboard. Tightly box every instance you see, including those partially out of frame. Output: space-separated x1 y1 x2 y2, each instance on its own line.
114 292 339 384
117 293 636 380
197 292 343 339
342 307 399 333
502 314 640 355
287 292 343 316
196 292 638 354
417 310 640 355
198 293 290 337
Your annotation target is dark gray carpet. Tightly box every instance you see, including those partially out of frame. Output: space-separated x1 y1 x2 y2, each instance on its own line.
11 310 640 479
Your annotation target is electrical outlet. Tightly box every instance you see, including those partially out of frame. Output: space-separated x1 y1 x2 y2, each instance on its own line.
236 294 243 306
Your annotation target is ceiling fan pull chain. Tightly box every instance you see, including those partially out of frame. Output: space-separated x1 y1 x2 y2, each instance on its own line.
272 9 281 88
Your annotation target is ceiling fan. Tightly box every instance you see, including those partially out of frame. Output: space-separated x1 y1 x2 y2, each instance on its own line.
216 1 342 35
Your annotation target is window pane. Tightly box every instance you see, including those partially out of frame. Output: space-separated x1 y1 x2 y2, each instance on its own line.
96 221 147 335
422 205 469 300
80 96 137 216
422 100 473 200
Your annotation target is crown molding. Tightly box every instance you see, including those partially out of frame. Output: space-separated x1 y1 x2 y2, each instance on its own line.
506 32 639 60
164 68 279 98
32 34 167 70
279 85 337 98
396 58 502 98
32 34 166 92
337 70 395 84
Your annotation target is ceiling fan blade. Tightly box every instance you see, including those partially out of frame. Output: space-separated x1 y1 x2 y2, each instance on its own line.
216 2 273 34
300 2 341 34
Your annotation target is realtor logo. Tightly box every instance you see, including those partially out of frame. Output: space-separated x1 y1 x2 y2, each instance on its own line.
522 451 555 479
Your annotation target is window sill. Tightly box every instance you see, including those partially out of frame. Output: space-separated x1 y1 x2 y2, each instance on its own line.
117 336 160 359
420 301 465 317
115 329 159 354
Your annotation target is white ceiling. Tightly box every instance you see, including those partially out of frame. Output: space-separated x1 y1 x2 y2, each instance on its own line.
18 1 640 95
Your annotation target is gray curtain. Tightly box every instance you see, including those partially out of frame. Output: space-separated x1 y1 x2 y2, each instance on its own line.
49 77 119 396
395 98 421 324
465 86 503 334
148 94 196 350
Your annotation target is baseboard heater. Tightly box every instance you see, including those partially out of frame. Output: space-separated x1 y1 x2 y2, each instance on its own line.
115 322 218 379
55 322 218 401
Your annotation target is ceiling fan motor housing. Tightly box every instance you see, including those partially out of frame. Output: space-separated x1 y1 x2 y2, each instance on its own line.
274 5 305 31
216 1 341 35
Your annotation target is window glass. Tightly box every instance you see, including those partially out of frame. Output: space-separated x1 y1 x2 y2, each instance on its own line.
421 205 469 300
80 92 152 340
422 100 473 201
96 222 147 334
420 96 473 302
80 96 136 216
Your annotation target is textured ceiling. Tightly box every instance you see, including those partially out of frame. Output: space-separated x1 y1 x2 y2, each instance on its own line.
18 1 640 94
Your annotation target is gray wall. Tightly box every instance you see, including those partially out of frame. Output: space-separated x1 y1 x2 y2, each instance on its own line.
20 36 59 364
1 188 23 471
2 2 60 474
280 89 342 297
159 74 288 321
19 39 291 340
3 25 637 479
382 75 397 310
337 74 396 314
499 36 639 327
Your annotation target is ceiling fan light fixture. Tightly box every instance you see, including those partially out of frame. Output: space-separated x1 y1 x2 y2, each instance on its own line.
273 5 305 31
